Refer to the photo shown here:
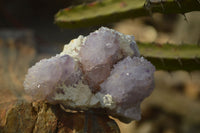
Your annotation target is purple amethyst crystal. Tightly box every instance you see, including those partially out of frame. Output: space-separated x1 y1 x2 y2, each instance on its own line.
24 27 155 123
24 55 81 102
79 28 121 91
100 56 155 122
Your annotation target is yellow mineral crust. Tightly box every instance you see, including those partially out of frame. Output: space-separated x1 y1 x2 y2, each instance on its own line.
53 80 100 109
60 35 85 60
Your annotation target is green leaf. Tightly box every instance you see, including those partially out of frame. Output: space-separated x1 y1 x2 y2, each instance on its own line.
138 43 200 71
55 0 200 28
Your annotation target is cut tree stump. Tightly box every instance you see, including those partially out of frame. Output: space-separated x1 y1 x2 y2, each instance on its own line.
0 30 120 133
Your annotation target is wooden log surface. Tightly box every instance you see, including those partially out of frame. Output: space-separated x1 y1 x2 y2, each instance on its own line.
0 30 120 133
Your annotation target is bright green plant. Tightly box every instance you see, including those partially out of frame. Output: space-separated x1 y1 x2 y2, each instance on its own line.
54 0 200 71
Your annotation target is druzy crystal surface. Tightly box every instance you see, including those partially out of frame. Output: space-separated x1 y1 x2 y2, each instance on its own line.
79 28 121 90
24 55 81 101
100 56 155 121
24 27 155 123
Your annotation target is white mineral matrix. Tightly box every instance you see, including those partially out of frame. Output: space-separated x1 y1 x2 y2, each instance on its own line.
24 27 155 123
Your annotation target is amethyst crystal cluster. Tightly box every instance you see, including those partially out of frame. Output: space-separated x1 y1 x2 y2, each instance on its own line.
24 27 155 123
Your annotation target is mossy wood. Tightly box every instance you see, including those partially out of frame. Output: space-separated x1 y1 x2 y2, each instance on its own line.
55 0 200 28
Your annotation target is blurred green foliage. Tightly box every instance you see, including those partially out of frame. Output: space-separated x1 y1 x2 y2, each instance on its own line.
54 0 200 71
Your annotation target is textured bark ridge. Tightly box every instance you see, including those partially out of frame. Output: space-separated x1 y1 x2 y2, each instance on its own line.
0 30 119 133
0 101 120 133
